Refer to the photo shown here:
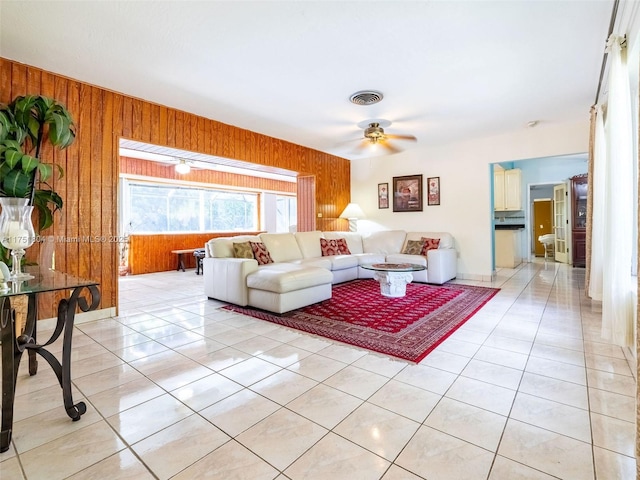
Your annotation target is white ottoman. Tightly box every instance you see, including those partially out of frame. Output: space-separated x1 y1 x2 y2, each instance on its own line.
247 263 333 313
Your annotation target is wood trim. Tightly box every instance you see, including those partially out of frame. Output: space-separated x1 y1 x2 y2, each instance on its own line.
120 157 296 193
0 57 350 317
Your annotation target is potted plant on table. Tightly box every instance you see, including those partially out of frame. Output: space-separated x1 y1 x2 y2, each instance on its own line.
0 94 75 269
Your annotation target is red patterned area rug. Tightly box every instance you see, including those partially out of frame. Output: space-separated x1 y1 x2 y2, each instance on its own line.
223 280 499 362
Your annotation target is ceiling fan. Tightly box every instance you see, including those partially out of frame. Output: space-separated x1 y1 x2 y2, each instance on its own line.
353 119 417 154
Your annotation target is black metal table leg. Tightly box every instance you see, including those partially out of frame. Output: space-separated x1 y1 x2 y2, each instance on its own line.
0 299 20 453
27 285 99 420
1 283 100 453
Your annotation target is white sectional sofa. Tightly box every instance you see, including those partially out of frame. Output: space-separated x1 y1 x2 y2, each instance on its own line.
203 230 457 313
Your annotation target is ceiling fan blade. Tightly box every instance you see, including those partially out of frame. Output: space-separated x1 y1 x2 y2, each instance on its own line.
385 133 417 141
379 141 402 154
349 139 371 154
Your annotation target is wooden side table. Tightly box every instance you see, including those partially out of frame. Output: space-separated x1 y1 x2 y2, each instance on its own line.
171 248 198 272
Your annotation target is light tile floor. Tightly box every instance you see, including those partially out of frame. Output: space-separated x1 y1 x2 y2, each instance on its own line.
1 261 636 479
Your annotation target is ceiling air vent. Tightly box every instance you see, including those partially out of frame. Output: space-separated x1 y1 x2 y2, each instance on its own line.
349 90 383 106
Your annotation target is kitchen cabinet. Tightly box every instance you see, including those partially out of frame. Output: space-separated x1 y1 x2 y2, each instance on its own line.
571 173 587 267
494 168 522 211
495 229 523 268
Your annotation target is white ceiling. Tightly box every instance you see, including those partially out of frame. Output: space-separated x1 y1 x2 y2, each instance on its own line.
0 1 614 160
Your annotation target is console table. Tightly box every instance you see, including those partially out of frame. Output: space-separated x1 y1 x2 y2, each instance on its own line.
0 268 100 453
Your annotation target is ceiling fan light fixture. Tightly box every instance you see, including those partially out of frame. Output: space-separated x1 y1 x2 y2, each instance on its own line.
175 159 190 174
349 90 384 106
364 122 385 141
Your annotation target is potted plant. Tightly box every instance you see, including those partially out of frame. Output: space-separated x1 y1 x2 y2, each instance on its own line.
0 95 75 263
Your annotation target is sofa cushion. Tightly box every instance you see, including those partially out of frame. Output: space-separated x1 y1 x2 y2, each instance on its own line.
288 257 332 270
295 231 323 258
323 232 364 254
260 233 303 262
324 254 358 270
354 252 386 265
233 241 254 259
420 237 441 255
250 242 274 265
320 238 341 256
247 263 333 293
402 239 424 255
362 230 407 254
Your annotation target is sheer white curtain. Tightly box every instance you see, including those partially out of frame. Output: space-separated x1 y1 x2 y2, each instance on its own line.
588 105 606 302
600 35 635 346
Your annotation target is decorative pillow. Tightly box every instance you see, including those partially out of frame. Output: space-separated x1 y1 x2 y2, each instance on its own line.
336 238 351 255
320 238 341 256
249 241 274 265
402 240 425 255
420 237 441 255
233 241 254 259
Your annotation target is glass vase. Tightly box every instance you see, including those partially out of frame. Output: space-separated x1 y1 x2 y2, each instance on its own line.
0 197 36 280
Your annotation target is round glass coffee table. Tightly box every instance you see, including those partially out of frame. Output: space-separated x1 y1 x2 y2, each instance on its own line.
361 262 426 298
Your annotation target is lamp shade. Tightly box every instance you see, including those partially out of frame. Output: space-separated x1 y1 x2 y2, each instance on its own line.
339 203 366 219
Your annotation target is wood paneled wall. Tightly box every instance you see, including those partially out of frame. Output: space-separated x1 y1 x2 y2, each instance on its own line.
0 57 351 317
128 232 262 274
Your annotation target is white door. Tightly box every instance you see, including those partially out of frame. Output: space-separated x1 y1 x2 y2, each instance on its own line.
553 183 568 263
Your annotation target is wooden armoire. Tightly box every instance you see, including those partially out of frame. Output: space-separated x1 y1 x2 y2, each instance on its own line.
570 173 588 267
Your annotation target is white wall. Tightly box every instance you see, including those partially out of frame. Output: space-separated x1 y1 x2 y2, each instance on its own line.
350 119 589 280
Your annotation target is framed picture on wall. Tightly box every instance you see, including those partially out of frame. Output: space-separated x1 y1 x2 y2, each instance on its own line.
378 183 389 209
427 176 440 206
393 174 423 212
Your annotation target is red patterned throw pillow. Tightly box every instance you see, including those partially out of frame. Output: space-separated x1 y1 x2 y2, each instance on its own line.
420 237 441 255
336 238 351 255
320 238 341 256
250 241 274 265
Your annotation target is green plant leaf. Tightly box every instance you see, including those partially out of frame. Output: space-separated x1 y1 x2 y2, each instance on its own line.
2 139 22 151
50 112 66 145
53 163 64 179
0 110 12 142
3 169 31 197
34 188 63 230
5 149 22 168
36 199 53 230
37 162 53 181
20 153 39 173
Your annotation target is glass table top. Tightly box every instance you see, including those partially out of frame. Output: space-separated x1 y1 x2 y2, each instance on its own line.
360 262 426 272
0 267 98 298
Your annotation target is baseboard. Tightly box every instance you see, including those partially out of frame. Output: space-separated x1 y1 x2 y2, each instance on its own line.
36 307 116 330
456 272 496 283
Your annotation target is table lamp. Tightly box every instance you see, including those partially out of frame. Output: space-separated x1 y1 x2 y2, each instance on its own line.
339 203 365 232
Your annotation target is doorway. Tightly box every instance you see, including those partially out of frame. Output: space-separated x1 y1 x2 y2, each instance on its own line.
533 199 553 256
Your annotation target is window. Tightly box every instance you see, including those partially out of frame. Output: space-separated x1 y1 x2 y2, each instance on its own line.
126 182 257 233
